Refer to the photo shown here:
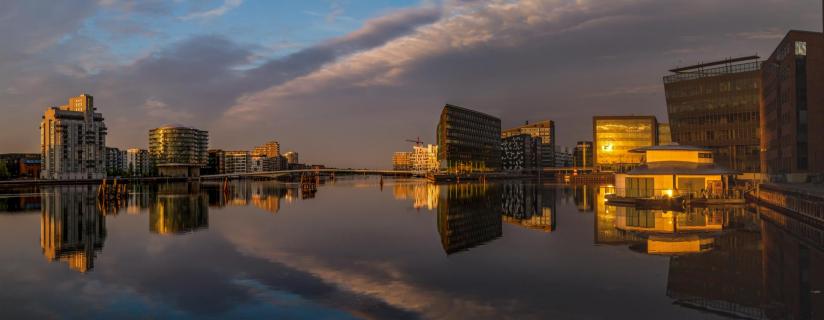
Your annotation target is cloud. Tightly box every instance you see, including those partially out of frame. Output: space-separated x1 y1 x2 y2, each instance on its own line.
180 0 243 20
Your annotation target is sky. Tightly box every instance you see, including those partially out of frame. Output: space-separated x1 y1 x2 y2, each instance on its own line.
0 0 822 168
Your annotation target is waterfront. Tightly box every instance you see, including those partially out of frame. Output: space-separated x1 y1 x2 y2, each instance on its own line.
0 177 821 319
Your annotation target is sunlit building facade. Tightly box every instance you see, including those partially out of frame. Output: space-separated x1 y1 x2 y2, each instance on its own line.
148 125 208 177
392 152 411 170
502 120 555 168
410 144 439 173
593 116 658 171
762 31 824 179
40 94 107 180
252 140 281 158
436 104 501 172
664 56 761 173
126 148 150 176
224 151 251 174
283 151 299 165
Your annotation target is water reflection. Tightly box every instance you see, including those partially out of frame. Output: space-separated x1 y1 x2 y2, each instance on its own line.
40 185 106 273
437 183 502 254
0 179 821 318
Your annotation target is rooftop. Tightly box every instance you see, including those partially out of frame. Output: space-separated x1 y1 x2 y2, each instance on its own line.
664 56 761 84
629 144 710 153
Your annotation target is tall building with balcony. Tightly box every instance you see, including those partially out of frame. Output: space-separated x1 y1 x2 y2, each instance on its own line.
392 152 411 170
664 56 762 173
148 125 208 177
410 144 439 173
762 31 824 180
105 147 127 175
252 140 281 158
593 116 658 171
436 104 501 172
126 148 150 177
40 94 107 180
224 151 251 174
502 120 555 168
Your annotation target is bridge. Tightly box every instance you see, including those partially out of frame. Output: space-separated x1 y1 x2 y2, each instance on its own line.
200 168 416 180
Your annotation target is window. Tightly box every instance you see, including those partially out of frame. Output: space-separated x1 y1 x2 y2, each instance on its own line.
698 152 712 159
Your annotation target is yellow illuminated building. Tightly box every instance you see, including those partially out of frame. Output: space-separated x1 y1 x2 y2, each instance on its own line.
593 116 658 171
614 144 738 198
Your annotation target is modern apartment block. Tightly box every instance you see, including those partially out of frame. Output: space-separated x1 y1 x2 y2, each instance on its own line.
148 125 208 177
501 134 539 171
410 144 439 173
436 104 502 172
40 94 107 180
105 147 127 175
205 149 226 175
762 31 824 180
664 56 762 173
502 120 555 168
224 151 251 174
592 116 658 171
392 152 412 170
252 141 280 158
126 148 150 176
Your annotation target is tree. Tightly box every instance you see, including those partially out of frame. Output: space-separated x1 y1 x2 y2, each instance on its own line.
0 161 10 180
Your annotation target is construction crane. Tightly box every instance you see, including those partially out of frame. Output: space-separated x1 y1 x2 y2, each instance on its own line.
405 137 425 146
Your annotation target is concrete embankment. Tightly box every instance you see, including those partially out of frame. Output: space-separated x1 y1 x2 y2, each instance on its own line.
749 183 824 227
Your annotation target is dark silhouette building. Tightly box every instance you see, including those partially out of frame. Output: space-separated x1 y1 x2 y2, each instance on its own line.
761 31 824 180
664 56 762 173
436 104 501 172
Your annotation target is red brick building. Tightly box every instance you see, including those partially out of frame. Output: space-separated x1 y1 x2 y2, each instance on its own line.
761 31 824 180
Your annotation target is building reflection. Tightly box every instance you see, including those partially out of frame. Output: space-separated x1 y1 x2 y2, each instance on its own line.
393 182 439 210
501 182 556 232
612 207 733 255
573 185 594 212
437 183 502 254
665 212 765 319
40 185 106 273
759 205 824 320
149 192 208 235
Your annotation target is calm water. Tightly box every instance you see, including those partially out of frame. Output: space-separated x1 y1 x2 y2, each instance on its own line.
0 177 821 319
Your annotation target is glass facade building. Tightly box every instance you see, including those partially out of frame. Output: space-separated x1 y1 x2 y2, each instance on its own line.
436 104 501 172
148 126 209 167
664 56 762 173
593 116 658 171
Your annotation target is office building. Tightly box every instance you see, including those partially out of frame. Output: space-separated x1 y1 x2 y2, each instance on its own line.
224 151 251 174
105 147 127 176
40 94 107 180
574 141 593 168
283 151 299 165
664 56 761 173
392 152 411 170
436 104 502 172
762 31 824 180
593 116 658 171
501 134 539 171
410 144 439 173
252 140 280 158
148 125 208 177
126 148 150 177
502 120 555 168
